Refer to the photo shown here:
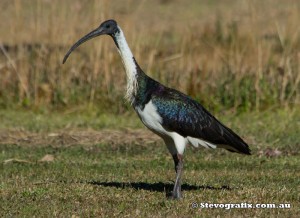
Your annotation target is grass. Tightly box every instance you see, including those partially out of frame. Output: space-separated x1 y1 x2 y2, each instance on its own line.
0 0 299 112
0 106 142 132
0 108 299 217
1 144 299 217
0 0 300 216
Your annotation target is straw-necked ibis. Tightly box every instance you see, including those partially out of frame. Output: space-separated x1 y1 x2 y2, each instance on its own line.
63 19 251 199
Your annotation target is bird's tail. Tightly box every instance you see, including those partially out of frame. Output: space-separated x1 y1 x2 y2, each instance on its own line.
218 124 251 155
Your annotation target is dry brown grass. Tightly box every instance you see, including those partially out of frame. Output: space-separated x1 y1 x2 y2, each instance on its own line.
0 0 299 111
0 128 160 147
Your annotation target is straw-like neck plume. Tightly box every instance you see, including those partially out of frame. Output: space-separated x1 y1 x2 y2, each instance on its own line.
113 28 138 103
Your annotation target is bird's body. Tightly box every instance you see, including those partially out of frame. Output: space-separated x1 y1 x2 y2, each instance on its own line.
63 19 250 199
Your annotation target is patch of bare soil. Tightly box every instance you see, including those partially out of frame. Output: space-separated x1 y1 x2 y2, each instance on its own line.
0 129 161 147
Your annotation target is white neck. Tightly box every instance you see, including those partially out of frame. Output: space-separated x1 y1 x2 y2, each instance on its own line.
114 27 138 103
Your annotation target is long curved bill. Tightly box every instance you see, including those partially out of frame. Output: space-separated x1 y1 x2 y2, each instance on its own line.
62 27 104 64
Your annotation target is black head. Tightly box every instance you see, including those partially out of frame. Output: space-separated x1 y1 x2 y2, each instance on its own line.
98 19 119 35
63 19 119 64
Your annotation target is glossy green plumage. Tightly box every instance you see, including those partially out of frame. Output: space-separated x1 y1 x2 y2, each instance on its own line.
133 67 250 154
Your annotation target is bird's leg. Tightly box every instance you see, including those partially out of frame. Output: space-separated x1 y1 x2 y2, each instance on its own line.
171 154 183 199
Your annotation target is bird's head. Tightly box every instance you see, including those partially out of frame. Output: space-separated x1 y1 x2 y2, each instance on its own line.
63 19 119 64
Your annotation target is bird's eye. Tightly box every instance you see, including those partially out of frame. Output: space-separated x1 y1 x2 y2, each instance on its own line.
106 24 110 28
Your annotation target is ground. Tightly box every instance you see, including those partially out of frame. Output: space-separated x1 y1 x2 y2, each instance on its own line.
0 108 299 217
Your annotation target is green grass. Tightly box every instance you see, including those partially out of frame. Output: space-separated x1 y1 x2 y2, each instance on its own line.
0 108 299 217
0 107 142 132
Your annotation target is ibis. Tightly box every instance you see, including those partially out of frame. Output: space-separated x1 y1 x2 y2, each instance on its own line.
63 19 251 199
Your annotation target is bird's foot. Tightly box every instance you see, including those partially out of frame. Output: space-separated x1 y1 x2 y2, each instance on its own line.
166 191 183 200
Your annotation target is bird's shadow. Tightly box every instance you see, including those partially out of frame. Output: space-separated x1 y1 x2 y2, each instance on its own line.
84 180 232 196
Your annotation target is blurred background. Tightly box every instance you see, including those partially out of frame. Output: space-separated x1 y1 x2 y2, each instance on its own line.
1 0 299 113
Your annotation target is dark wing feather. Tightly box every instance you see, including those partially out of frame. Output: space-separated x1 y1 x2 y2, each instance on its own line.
151 87 251 155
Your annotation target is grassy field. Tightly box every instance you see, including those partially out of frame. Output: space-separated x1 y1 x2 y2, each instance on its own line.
0 0 300 217
0 0 299 111
0 108 299 217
